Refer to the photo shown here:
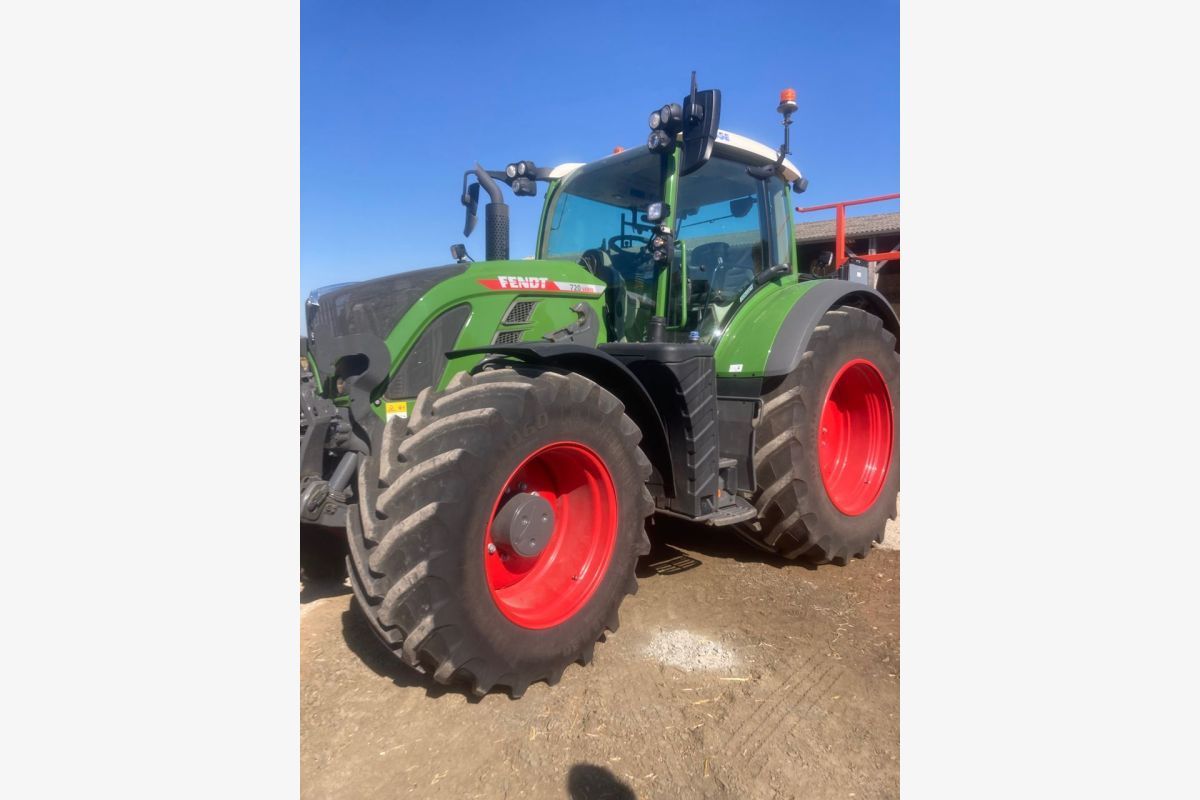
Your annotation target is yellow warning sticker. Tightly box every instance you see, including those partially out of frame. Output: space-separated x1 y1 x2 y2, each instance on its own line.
385 401 409 420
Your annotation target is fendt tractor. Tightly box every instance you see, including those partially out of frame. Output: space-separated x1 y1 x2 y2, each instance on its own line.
300 76 899 698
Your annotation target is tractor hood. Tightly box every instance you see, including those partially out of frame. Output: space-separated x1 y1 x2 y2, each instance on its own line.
304 257 609 429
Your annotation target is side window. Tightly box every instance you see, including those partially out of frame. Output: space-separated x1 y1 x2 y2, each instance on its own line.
676 158 770 335
767 177 793 268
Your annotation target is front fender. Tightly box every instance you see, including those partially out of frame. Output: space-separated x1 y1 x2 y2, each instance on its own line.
447 343 677 499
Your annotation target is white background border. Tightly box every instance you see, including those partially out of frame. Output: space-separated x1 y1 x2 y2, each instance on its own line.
2 1 298 795
2 1 1197 795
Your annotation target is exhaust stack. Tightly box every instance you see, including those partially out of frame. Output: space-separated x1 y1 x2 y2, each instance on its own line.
472 163 509 261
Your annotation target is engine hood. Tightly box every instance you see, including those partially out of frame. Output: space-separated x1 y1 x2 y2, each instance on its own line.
306 263 469 346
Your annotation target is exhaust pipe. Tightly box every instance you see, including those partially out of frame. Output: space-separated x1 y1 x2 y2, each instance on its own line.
472 163 509 261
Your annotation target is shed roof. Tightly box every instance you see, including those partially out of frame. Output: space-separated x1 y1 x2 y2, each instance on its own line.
794 211 900 243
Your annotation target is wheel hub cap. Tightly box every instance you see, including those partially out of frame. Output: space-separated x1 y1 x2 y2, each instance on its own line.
491 492 555 558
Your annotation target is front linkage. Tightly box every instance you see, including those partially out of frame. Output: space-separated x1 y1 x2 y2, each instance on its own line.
299 354 361 529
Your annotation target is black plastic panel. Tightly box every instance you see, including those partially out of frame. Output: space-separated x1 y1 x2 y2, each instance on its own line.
601 343 720 517
385 304 471 399
716 376 762 493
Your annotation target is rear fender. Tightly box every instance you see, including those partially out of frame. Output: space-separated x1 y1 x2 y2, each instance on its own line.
764 281 899 376
715 278 898 378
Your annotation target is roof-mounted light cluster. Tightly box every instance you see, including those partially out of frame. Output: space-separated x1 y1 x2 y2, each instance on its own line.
647 102 684 154
503 160 539 196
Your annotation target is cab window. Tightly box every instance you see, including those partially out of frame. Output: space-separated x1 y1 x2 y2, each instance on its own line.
676 157 771 337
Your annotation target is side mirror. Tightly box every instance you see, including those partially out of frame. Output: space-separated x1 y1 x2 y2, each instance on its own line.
680 86 721 177
462 182 481 237
730 196 755 218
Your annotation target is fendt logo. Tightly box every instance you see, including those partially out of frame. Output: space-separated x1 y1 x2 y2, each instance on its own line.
497 276 548 290
476 277 605 295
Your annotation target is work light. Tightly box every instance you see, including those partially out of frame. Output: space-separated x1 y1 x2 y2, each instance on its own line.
659 103 683 134
647 129 673 153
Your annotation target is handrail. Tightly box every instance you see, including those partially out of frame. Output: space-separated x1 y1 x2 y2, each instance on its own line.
796 193 899 270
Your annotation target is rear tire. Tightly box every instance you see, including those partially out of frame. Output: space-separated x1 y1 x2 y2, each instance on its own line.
345 367 653 698
738 306 899 563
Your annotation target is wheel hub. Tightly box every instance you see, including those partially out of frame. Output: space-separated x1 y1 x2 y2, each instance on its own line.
484 441 618 629
818 358 894 516
492 492 555 558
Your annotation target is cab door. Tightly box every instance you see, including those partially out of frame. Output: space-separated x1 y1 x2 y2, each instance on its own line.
674 157 792 339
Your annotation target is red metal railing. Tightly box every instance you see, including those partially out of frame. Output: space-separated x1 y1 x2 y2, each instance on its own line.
796 193 900 270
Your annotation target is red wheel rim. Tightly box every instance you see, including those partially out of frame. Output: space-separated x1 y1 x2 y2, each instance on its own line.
484 442 618 629
818 358 894 516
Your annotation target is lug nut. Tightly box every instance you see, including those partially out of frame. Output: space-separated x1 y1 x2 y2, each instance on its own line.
487 543 497 554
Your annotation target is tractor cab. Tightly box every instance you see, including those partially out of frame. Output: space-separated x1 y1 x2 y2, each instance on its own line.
463 72 808 347
537 132 803 344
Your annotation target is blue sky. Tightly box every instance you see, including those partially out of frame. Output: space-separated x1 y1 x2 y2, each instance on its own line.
301 0 898 327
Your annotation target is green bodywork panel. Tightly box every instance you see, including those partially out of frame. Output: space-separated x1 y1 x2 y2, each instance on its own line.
366 258 607 422
713 276 823 378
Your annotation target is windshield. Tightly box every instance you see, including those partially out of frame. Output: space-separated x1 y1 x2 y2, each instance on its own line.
539 149 663 342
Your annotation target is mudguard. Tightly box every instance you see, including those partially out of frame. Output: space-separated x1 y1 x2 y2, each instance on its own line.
763 281 898 377
447 343 677 499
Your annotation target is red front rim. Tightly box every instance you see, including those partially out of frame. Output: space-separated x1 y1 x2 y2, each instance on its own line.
818 358 894 516
484 442 618 629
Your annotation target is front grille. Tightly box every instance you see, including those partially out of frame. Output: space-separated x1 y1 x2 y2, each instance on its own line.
493 330 523 345
310 264 467 343
502 300 538 325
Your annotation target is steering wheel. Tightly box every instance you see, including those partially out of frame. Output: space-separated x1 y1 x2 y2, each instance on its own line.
606 234 650 256
578 248 606 278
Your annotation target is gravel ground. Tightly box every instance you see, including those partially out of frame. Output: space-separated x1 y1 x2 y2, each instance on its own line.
301 513 900 799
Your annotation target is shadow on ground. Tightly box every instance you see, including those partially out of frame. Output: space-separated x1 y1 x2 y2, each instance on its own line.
567 764 636 800
640 515 822 575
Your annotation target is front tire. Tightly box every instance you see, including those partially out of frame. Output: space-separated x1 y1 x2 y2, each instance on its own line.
738 306 899 563
345 367 653 698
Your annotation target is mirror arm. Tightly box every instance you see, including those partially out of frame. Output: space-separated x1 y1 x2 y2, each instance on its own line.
473 163 505 205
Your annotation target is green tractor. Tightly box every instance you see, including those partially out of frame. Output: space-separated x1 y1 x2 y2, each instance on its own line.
300 77 898 697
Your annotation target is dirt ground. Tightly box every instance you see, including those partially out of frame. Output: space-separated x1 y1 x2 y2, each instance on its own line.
301 516 900 799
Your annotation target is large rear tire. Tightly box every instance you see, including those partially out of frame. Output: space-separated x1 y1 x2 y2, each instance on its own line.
738 306 899 563
345 367 653 698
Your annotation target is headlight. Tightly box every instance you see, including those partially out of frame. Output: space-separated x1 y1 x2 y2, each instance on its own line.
505 163 518 179
660 102 683 133
647 129 673 153
648 109 662 130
